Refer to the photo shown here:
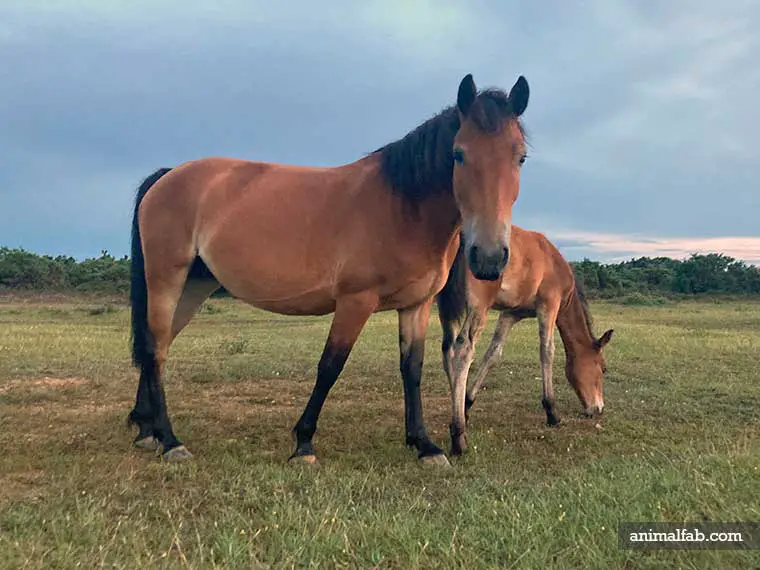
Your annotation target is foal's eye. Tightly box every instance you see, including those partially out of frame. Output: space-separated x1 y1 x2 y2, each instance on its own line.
519 154 527 166
453 148 465 165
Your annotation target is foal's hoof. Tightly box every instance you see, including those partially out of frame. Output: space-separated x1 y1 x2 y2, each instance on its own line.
546 414 561 427
288 454 320 467
134 436 159 452
162 445 193 462
450 436 468 456
419 454 451 468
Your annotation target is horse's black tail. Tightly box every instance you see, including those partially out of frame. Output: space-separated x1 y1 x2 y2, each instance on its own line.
130 167 172 368
436 235 468 325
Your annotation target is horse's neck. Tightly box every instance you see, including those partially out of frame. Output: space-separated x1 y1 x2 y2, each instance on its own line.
555 289 595 359
367 166 461 251
416 193 461 242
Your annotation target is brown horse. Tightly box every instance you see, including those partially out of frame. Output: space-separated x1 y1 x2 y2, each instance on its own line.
438 226 614 455
128 74 531 465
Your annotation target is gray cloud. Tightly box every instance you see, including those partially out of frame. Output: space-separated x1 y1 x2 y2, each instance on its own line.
1 0 758 261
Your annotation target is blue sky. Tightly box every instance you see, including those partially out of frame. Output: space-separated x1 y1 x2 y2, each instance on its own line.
1 1 758 263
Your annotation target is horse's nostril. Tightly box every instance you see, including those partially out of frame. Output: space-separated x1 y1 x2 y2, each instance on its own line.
468 245 480 267
502 247 510 265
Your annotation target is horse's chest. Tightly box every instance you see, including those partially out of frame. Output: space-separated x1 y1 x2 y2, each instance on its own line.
497 280 520 306
495 278 537 311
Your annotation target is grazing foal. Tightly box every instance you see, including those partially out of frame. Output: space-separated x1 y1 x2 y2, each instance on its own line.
128 74 531 465
439 226 614 455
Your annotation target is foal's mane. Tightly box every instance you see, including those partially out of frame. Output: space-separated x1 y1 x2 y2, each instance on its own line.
570 272 596 338
374 89 526 201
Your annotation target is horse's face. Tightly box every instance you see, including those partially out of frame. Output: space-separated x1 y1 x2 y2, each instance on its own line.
566 329 614 417
452 74 529 281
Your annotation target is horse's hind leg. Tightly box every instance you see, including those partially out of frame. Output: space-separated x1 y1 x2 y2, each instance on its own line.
132 270 219 452
171 266 221 339
133 251 219 460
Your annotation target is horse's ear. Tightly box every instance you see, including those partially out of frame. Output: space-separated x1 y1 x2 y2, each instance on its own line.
457 74 477 116
595 329 614 350
508 75 529 117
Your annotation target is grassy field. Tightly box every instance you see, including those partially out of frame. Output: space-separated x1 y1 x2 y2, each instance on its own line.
0 295 758 569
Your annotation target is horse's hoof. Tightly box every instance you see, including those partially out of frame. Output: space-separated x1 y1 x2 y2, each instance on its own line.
134 436 159 452
419 453 451 467
450 431 469 456
288 454 319 467
162 445 193 462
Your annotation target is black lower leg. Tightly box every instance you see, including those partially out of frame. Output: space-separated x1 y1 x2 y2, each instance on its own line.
401 339 443 458
449 420 467 456
128 366 155 442
464 394 475 423
291 345 350 458
542 396 561 426
140 356 182 450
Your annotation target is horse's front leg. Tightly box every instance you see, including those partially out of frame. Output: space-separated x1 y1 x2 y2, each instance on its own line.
290 292 377 465
448 306 487 455
399 299 449 466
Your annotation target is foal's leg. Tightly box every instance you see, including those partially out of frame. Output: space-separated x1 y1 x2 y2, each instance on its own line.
448 306 488 456
439 310 459 388
290 293 377 465
464 312 518 422
400 299 449 465
537 301 561 426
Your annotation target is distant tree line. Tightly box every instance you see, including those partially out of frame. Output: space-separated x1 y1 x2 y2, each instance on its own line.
1 247 759 299
572 253 760 298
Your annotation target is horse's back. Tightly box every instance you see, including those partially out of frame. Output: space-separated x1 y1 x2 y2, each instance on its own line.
491 227 573 311
520 228 575 304
136 155 437 315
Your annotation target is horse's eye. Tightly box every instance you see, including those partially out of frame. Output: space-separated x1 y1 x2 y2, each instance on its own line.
519 154 527 166
453 148 465 165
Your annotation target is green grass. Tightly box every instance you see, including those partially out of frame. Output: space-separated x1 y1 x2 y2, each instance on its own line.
0 296 758 569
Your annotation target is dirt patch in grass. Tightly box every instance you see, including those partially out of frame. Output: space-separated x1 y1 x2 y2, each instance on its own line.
0 469 47 506
0 376 89 394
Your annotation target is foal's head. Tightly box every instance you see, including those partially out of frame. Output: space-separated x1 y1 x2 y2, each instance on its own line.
566 329 614 417
452 74 529 281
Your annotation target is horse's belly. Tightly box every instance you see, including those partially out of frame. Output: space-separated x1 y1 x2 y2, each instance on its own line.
200 243 339 315
236 288 337 316
218 268 337 315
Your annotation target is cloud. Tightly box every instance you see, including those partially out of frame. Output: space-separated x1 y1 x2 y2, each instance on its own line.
545 229 760 265
534 0 759 178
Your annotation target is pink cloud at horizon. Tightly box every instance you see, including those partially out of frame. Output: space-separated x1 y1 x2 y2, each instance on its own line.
548 230 760 266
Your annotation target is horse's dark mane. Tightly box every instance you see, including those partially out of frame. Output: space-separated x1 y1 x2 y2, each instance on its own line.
572 273 595 338
375 89 526 201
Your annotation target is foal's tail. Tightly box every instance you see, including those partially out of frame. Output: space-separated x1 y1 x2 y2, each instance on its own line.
130 167 173 368
436 234 468 325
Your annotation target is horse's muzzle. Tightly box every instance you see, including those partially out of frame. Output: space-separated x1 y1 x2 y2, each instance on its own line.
468 244 509 281
583 404 604 418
